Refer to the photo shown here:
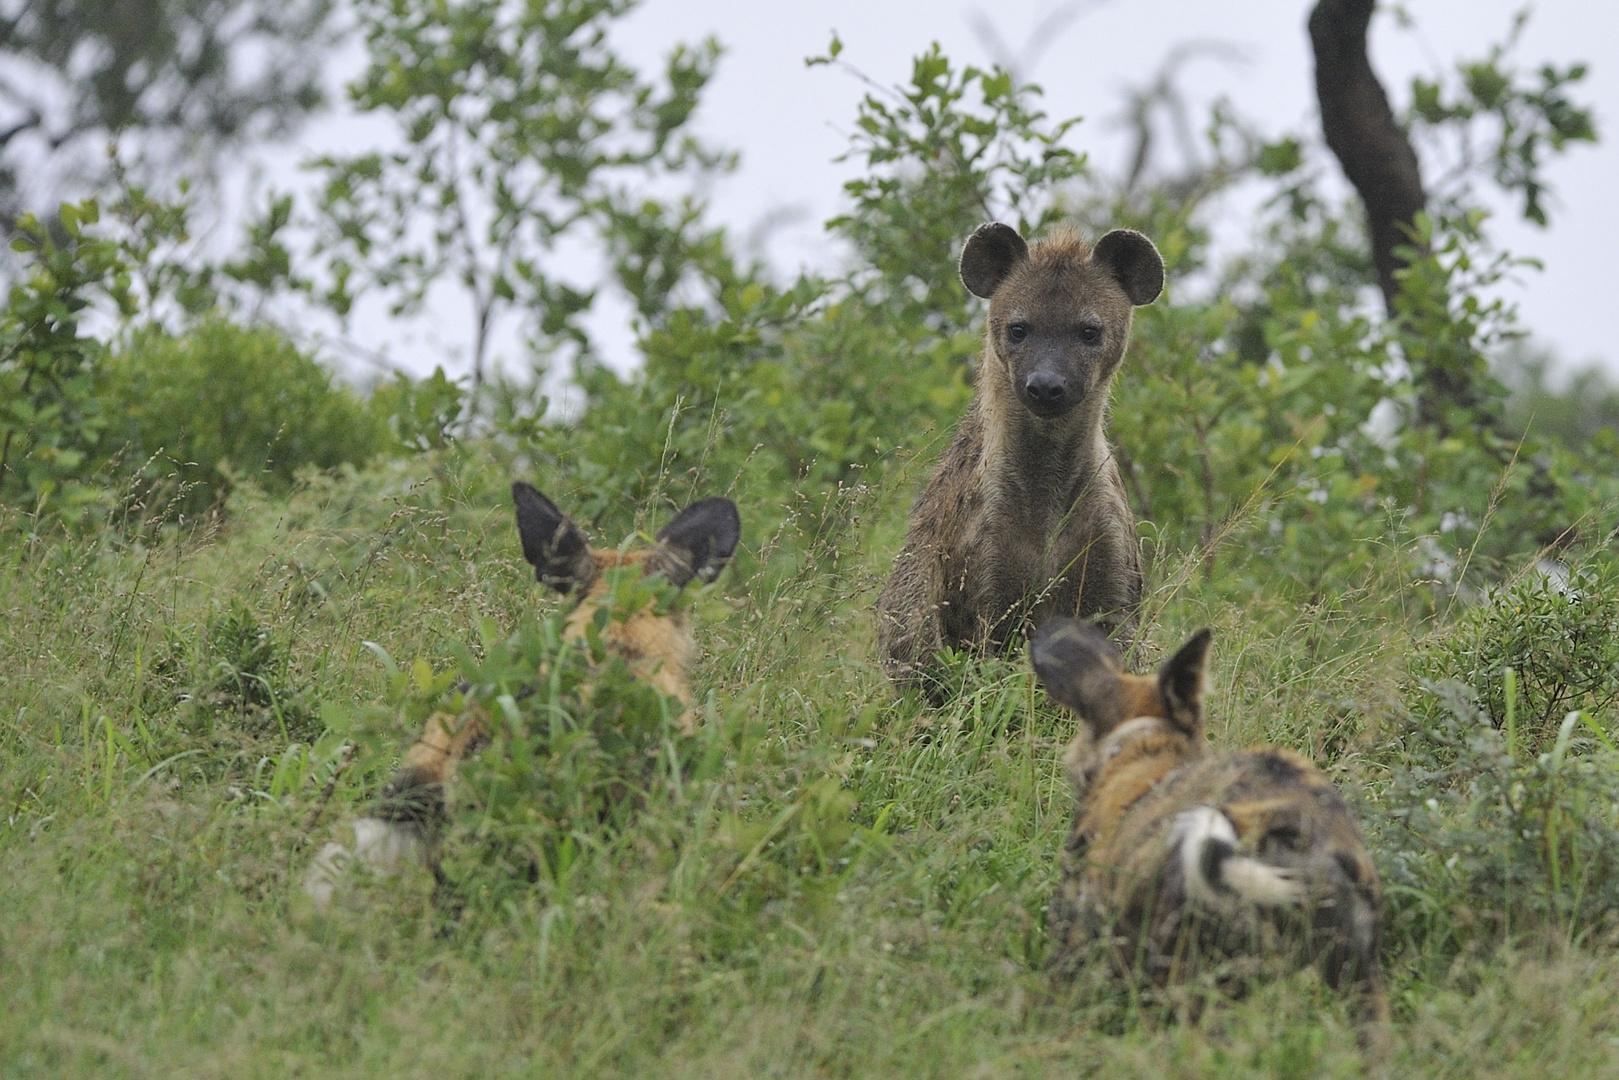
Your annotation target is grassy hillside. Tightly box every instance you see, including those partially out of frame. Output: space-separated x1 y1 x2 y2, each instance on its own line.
3 19 1616 1076
6 443 1619 1079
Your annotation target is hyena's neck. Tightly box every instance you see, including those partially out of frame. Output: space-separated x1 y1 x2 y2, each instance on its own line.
973 364 1113 511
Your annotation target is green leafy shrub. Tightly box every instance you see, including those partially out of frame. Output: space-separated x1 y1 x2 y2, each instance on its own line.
99 318 385 517
1413 560 1619 751
1375 681 1619 959
367 365 466 453
434 569 726 910
549 276 973 540
819 37 1086 339
546 44 1086 539
1096 186 1619 599
0 202 127 522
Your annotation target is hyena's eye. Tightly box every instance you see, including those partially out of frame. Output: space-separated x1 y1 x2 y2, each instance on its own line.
1008 322 1028 343
1079 325 1101 344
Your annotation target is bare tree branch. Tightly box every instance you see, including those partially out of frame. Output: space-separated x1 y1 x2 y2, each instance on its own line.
1110 41 1252 199
966 1 1112 82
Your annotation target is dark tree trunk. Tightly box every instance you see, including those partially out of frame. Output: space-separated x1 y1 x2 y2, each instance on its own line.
1308 0 1426 315
1310 0 1494 429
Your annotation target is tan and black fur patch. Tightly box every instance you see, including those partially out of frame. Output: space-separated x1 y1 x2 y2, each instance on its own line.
1031 619 1388 1025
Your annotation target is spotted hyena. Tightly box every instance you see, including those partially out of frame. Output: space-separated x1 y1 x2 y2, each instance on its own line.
877 222 1163 696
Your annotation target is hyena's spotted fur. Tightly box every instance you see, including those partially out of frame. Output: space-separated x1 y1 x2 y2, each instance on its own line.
303 482 740 907
877 223 1163 697
1031 619 1388 1024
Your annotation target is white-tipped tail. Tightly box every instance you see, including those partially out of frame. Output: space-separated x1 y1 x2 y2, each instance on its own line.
301 817 425 908
1173 806 1303 907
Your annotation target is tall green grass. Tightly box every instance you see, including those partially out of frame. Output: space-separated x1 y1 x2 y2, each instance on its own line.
5 447 1619 1078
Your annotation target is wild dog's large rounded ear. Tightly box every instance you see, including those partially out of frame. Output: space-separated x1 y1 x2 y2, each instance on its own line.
651 497 741 588
512 481 596 593
959 222 1030 299
1092 229 1164 306
1157 628 1212 733
1031 618 1129 734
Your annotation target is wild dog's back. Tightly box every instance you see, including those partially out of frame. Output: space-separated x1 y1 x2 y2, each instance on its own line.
1094 746 1384 1003
1032 619 1387 1022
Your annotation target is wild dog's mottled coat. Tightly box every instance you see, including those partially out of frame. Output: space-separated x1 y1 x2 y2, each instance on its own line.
302 483 739 906
1031 619 1388 1022
877 224 1162 695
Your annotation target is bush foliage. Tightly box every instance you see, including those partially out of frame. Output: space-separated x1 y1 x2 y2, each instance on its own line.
99 319 386 517
1379 679 1619 959
1414 560 1619 751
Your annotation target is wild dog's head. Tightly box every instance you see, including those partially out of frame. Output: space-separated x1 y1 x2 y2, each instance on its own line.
1031 617 1210 798
512 482 741 703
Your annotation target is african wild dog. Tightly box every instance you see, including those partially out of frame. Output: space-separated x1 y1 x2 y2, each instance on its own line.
877 222 1163 697
1031 619 1388 1023
303 482 740 906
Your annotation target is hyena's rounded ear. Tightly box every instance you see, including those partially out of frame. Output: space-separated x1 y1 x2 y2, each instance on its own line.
1031 618 1128 732
1092 229 1164 307
1157 628 1212 732
959 222 1030 299
651 497 741 588
512 481 596 593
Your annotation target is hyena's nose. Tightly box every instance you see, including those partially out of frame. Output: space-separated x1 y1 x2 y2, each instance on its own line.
1025 370 1067 406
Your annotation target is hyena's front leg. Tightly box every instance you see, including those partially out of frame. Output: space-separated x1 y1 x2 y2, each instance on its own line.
875 543 950 698
303 706 489 907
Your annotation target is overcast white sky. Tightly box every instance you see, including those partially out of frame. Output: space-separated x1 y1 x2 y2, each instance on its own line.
277 0 1617 381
